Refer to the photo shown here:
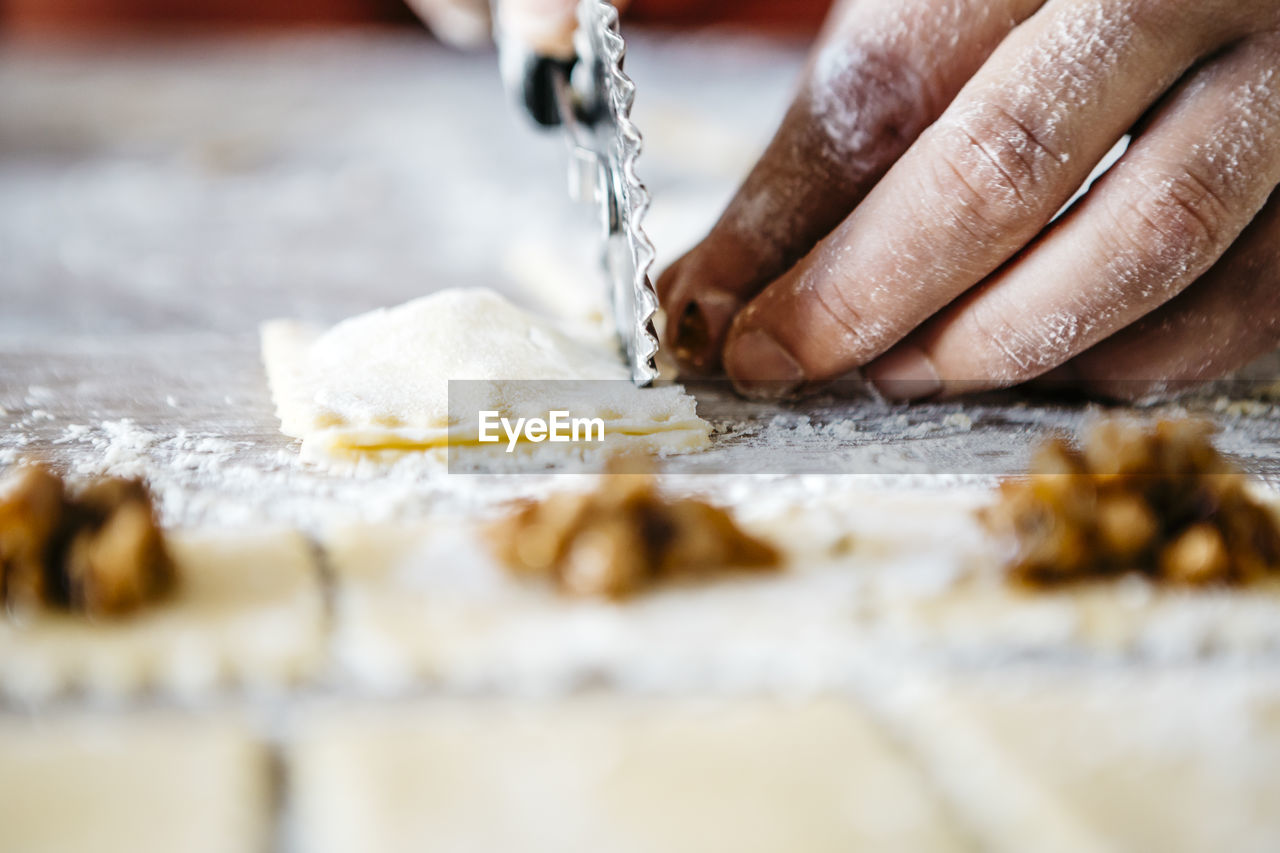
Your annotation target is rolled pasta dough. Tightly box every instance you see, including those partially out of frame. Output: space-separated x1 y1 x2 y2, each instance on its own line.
262 288 709 466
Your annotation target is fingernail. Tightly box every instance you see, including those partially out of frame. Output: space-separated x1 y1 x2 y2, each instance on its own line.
724 329 805 399
865 345 942 401
673 291 741 373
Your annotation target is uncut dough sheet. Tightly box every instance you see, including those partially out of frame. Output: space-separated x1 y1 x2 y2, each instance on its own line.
287 700 965 853
0 528 323 702
261 288 709 467
324 491 1280 693
0 712 269 853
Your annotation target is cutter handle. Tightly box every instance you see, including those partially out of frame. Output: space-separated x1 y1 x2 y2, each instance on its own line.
518 54 578 127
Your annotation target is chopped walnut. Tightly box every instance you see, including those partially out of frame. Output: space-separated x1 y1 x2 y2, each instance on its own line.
985 420 1280 588
489 463 780 599
0 465 175 617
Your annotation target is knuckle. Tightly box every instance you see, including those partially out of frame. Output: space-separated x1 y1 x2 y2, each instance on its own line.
927 101 1067 241
806 41 935 175
814 281 877 361
1123 0 1253 51
792 272 883 369
1109 168 1239 271
1122 0 1202 42
965 298 1049 382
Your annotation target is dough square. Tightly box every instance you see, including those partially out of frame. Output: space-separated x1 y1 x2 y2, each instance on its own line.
322 519 868 694
772 491 1280 663
0 711 270 853
905 670 1280 853
0 527 325 702
286 698 966 853
873 565 1280 662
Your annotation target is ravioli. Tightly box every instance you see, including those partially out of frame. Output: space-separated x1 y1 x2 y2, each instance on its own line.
262 288 709 467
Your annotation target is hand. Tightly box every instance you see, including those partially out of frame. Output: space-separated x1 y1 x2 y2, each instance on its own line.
657 0 1280 402
403 0 490 47
406 0 577 55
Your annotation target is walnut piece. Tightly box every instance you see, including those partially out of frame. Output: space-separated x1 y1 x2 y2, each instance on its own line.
986 420 1280 588
489 465 780 599
0 465 175 618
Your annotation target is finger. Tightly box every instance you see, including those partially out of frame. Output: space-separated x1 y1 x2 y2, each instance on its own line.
722 0 1260 398
658 0 1045 373
864 33 1280 400
406 0 493 47
497 0 580 57
1050 188 1280 402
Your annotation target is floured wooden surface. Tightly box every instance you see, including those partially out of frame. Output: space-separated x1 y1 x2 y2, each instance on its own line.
5 337 1280 531
2 34 1279 530
2 32 1280 853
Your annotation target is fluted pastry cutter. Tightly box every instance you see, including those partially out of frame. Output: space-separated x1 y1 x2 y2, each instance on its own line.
501 0 659 386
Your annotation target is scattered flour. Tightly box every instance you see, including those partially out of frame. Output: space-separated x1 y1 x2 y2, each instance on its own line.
1213 397 1274 418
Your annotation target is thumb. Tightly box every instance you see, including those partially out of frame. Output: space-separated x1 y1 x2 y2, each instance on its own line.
497 0 583 58
405 0 493 48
